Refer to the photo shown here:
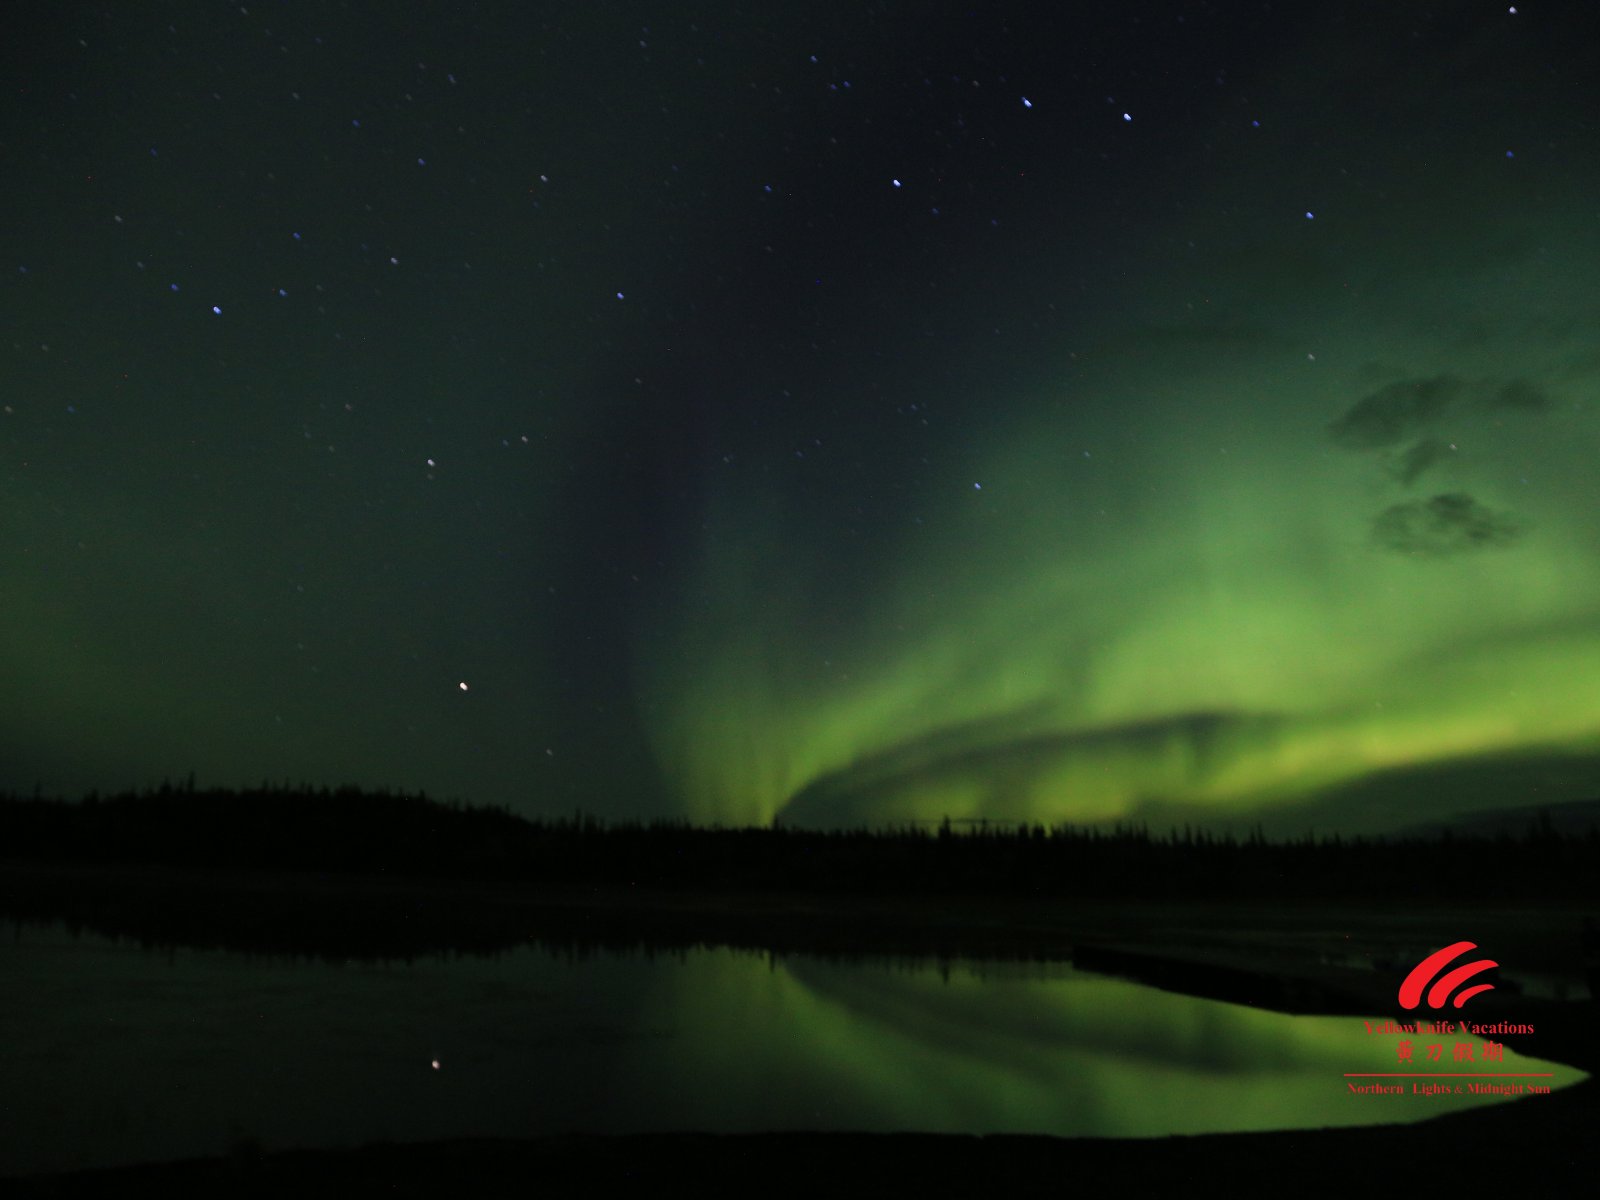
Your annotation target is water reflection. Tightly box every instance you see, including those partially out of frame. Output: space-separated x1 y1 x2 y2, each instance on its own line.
0 923 1583 1177
619 951 1582 1138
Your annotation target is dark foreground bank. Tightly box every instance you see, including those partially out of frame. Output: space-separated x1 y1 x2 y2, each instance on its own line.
7 1080 1594 1199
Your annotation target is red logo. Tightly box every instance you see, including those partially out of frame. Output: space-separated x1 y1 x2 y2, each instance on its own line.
1398 941 1498 1010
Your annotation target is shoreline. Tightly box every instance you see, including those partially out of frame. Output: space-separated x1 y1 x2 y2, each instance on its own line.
9 1091 1595 1196
7 858 1597 970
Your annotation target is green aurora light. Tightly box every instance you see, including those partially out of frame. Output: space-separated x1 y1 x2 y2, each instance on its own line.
4 5 1597 834
642 203 1600 832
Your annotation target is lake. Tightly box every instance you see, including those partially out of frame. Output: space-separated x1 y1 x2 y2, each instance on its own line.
1 921 1584 1176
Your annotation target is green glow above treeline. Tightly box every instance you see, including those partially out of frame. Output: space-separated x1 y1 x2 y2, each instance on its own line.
642 213 1600 831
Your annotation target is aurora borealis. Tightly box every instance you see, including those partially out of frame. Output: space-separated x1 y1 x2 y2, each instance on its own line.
4 2 1598 834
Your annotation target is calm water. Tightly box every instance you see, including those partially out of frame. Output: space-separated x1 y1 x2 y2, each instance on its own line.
1 922 1584 1176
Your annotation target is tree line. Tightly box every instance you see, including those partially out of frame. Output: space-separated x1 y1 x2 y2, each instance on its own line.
3 781 1598 901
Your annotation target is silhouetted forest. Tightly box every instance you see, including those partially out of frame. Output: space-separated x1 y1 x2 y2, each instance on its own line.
4 781 1599 902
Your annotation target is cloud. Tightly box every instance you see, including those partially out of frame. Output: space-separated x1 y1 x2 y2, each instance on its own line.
1331 375 1551 456
1389 437 1452 486
1370 493 1526 557
1486 378 1550 412
1328 375 1465 450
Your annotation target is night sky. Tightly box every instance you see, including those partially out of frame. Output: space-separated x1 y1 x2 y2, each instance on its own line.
5 2 1598 834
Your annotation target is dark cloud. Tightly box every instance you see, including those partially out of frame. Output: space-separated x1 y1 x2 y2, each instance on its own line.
1371 493 1526 557
1390 438 1451 485
1328 376 1465 449
1487 378 1550 412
